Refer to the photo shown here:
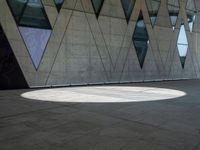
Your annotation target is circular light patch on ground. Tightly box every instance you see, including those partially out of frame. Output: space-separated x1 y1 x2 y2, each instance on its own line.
21 86 186 103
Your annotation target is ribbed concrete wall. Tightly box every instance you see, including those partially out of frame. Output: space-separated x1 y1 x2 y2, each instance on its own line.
0 0 199 88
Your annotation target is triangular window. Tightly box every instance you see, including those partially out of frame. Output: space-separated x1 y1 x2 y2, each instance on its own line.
132 12 149 68
91 0 104 18
121 0 135 23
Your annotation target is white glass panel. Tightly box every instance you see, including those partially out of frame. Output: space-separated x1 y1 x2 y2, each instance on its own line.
177 25 188 45
177 45 188 57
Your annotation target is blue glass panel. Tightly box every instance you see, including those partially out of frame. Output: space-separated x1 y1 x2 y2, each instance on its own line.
145 0 161 26
19 27 51 69
132 12 149 68
54 0 64 12
0 25 28 89
121 0 135 23
91 0 104 18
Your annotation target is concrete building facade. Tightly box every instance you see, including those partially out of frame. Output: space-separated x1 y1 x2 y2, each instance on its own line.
0 0 199 89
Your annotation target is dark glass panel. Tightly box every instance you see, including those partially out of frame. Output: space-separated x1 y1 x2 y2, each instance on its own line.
168 0 180 30
7 0 51 29
91 0 104 18
145 0 161 26
54 0 64 12
121 0 135 23
180 56 186 68
132 12 149 68
6 0 27 23
0 25 28 89
20 0 51 29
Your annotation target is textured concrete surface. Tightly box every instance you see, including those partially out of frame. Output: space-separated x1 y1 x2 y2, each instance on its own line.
0 80 200 150
0 0 199 87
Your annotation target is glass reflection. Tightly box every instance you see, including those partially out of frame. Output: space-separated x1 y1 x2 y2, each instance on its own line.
7 0 51 29
6 0 26 23
177 23 188 68
145 0 161 26
168 0 180 30
186 0 196 32
121 0 135 23
54 0 64 12
132 12 149 68
91 0 104 18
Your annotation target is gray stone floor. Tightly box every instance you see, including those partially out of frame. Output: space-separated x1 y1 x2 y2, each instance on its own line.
0 80 200 150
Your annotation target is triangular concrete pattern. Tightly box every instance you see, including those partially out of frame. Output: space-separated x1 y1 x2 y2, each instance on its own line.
96 0 130 75
76 0 109 82
143 42 161 81
155 27 174 69
80 0 95 14
113 0 140 79
2 0 67 86
178 18 197 78
36 9 74 86
154 0 176 78
182 49 197 79
47 9 107 85
83 14 114 79
62 0 77 10
29 0 78 86
177 0 190 32
79 0 114 79
74 0 84 11
163 0 188 75
116 0 163 79
98 1 128 73
166 0 194 78
1 0 199 87
178 0 198 75
119 1 161 80
168 47 185 80
151 0 173 76
155 0 171 28
120 42 144 82
139 0 163 80
147 24 164 74
115 0 161 79
114 21 137 82
164 23 181 76
141 0 164 73
100 0 125 18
